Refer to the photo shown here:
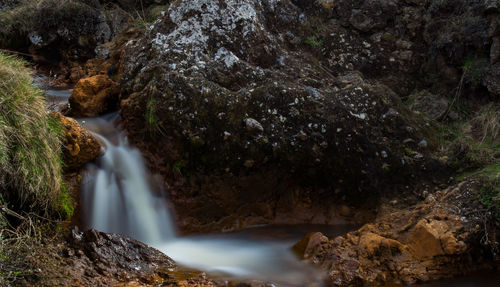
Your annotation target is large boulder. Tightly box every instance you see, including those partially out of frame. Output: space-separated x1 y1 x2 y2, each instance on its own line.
68 75 120 117
121 0 434 191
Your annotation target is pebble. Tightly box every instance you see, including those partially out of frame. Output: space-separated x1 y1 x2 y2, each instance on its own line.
418 139 428 149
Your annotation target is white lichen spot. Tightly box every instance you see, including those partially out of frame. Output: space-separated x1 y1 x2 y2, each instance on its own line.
214 47 240 68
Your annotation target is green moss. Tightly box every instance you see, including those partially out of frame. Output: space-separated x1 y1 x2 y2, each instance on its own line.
464 163 500 220
57 186 74 220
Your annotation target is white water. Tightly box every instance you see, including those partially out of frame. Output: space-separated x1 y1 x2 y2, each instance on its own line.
82 119 176 244
79 113 323 286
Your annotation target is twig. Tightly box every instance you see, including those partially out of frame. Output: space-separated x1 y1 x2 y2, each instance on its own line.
0 49 35 58
318 63 336 79
443 66 467 119
1 207 26 221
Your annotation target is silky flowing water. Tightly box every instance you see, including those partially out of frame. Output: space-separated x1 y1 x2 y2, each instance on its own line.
40 84 500 287
78 113 327 286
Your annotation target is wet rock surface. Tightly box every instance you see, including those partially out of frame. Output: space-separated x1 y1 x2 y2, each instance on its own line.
68 229 176 285
300 179 499 286
68 75 120 117
22 229 225 287
51 111 102 170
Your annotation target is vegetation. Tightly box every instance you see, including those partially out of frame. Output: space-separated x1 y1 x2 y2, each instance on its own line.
304 35 323 47
133 4 168 30
0 52 66 216
145 93 166 137
0 51 70 286
0 0 102 49
439 102 500 222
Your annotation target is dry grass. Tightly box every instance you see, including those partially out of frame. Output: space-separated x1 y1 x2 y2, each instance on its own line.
472 103 500 143
0 52 64 215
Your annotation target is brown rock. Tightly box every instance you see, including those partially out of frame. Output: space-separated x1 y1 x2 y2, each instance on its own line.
441 232 467 255
358 232 404 258
292 232 328 259
68 75 120 117
409 219 447 259
51 112 102 170
84 58 113 77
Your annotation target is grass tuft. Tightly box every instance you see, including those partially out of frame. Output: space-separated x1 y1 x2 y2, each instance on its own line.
0 52 65 216
472 104 500 143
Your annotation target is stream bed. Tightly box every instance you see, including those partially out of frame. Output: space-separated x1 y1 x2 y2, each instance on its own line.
40 83 500 287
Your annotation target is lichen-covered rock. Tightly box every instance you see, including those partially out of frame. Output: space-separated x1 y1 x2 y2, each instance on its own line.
68 75 120 117
117 0 500 231
51 112 102 170
121 0 434 194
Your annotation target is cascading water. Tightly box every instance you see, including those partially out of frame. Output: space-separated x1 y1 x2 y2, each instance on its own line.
37 84 500 287
79 113 324 286
81 114 176 245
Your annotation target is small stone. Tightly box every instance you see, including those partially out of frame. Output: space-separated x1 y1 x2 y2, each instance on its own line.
418 139 428 149
244 160 255 168
297 130 307 141
244 118 264 133
403 138 415 144
413 153 424 160
339 205 352 217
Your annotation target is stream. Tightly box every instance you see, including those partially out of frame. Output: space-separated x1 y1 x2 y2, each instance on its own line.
41 82 500 287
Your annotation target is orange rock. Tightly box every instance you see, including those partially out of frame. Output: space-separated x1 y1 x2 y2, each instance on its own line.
409 219 448 259
292 232 329 259
85 58 112 77
441 232 467 255
68 75 120 117
51 112 102 170
358 232 404 257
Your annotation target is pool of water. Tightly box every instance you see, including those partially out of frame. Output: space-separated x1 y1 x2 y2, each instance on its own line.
415 271 500 287
39 81 499 287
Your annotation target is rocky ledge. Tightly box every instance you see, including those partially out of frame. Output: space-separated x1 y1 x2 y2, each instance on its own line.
295 178 499 286
22 229 225 287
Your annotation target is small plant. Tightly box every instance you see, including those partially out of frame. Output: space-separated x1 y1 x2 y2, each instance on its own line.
145 93 165 137
304 36 323 47
462 56 489 87
477 163 500 220
172 160 187 176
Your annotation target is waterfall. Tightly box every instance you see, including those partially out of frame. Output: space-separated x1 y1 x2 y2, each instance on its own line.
78 113 323 286
82 134 176 245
